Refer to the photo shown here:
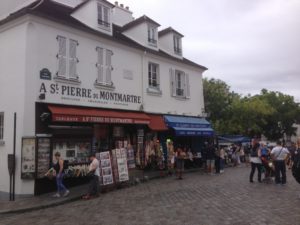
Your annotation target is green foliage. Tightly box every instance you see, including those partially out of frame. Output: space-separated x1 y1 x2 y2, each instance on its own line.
203 79 300 140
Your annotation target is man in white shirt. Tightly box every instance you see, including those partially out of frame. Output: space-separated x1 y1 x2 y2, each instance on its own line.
271 140 290 185
83 153 100 199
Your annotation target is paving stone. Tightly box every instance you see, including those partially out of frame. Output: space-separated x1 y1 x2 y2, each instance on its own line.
1 166 300 225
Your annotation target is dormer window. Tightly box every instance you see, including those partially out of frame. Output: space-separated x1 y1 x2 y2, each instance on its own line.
173 35 182 55
148 25 157 46
97 3 110 30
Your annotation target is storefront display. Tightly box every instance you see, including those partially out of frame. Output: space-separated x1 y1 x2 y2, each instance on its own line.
37 138 51 178
52 140 91 164
21 137 36 179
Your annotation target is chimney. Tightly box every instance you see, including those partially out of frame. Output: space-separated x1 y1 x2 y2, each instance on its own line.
115 1 118 6
120 3 124 8
125 6 129 10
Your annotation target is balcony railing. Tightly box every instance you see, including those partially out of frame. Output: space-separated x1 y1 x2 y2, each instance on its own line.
148 38 157 45
174 47 182 55
98 19 110 28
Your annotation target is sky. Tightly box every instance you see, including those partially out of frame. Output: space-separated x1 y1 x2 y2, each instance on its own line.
109 0 300 102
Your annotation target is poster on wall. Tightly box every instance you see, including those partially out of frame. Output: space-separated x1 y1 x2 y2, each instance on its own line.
111 149 119 182
99 151 114 185
126 146 136 169
37 138 51 178
116 148 129 182
21 137 36 179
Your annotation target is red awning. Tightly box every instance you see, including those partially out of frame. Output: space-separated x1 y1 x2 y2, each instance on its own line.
48 105 150 125
148 114 168 131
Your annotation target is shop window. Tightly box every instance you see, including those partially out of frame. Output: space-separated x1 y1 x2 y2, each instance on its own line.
95 47 114 88
147 25 157 46
97 3 111 31
0 112 4 141
52 140 91 164
170 69 190 99
56 36 80 84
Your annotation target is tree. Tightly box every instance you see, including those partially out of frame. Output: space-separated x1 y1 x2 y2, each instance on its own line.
258 89 300 141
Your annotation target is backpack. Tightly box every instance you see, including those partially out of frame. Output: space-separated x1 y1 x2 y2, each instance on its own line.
63 160 69 170
250 148 258 157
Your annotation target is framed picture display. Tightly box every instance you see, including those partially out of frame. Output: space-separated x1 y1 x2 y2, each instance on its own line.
36 138 51 179
21 137 36 179
116 148 129 182
100 151 114 185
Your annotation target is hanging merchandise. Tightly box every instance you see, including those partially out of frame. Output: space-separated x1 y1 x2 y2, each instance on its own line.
126 144 136 169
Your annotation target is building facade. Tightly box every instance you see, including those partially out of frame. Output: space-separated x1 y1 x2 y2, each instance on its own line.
0 0 212 197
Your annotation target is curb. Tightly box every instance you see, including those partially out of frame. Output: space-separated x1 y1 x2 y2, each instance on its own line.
0 168 203 215
0 195 82 215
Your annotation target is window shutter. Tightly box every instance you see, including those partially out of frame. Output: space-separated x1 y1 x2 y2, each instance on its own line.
105 50 112 85
103 7 109 25
69 39 78 79
97 4 103 22
96 47 104 83
170 68 176 96
57 36 67 77
185 73 190 98
156 65 160 88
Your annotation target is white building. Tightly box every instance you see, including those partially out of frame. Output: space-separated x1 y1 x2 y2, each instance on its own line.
0 0 212 197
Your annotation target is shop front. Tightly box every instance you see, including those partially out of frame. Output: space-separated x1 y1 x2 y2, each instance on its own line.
33 103 153 194
163 115 215 168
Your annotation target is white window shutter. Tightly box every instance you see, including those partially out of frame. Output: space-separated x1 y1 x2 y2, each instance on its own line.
57 36 67 77
97 47 104 83
185 73 190 98
69 40 77 79
170 68 176 96
156 65 160 88
105 50 112 85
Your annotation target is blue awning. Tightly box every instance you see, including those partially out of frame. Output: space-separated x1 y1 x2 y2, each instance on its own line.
164 115 214 137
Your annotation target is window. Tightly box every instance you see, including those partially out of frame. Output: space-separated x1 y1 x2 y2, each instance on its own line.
56 36 79 81
173 35 182 55
148 63 159 88
95 47 113 87
0 113 4 141
148 26 157 46
175 70 185 96
98 4 110 30
170 69 190 99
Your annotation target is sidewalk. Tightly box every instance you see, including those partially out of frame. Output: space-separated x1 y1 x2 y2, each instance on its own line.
0 168 203 215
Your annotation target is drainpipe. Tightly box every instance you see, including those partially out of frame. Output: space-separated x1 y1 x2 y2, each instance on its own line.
141 50 147 111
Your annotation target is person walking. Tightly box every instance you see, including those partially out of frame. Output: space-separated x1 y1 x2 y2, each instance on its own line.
249 143 262 183
271 140 290 185
220 147 225 173
83 153 100 199
176 146 186 180
206 144 216 174
51 152 69 197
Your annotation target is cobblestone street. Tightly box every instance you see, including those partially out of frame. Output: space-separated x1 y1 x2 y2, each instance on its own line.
1 166 300 225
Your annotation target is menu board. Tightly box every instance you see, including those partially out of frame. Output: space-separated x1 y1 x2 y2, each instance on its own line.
37 138 51 178
21 138 36 179
99 151 114 185
116 148 129 182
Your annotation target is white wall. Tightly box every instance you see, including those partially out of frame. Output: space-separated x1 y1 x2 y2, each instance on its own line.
71 0 113 36
0 19 35 196
112 5 134 27
159 32 183 59
33 17 143 111
143 53 205 116
123 22 158 52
